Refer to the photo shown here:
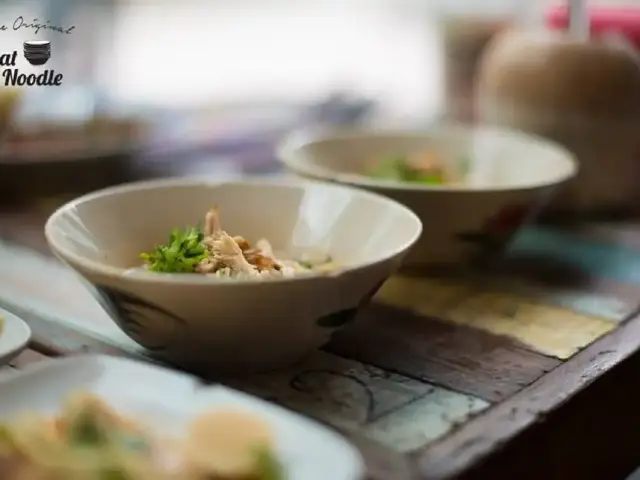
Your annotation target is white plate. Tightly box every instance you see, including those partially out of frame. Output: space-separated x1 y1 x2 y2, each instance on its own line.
0 308 31 365
0 354 365 480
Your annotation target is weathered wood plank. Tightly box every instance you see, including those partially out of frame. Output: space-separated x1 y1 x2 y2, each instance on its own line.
489 254 640 312
469 271 636 322
377 276 616 359
325 303 560 402
223 351 489 453
414 308 640 480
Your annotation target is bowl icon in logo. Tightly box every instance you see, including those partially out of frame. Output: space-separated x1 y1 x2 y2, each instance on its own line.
23 40 51 66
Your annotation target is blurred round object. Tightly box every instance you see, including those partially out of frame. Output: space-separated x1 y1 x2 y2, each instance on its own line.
0 116 144 203
442 16 508 123
477 29 640 214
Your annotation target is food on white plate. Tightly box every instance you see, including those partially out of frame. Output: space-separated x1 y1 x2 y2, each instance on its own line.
0 393 284 479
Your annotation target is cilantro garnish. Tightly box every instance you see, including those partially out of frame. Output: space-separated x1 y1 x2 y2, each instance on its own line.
140 227 207 273
370 155 446 185
254 447 285 480
369 155 412 181
67 410 110 446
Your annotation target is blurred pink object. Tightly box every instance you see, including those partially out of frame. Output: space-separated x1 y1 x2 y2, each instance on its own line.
546 4 640 48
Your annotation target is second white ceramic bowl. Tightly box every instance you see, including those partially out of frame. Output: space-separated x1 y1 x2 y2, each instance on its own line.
45 178 421 371
278 124 577 266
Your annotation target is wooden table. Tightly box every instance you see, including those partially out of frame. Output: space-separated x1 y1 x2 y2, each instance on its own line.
3 177 640 479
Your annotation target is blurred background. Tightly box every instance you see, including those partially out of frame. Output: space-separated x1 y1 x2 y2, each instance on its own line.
0 0 637 203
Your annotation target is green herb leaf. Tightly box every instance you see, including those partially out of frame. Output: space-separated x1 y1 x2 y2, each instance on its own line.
370 155 446 184
254 447 285 480
99 468 131 480
67 410 109 446
140 226 208 274
0 425 14 449
369 155 410 181
414 172 445 185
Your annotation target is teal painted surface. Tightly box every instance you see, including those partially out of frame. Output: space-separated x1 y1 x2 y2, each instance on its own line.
511 227 640 286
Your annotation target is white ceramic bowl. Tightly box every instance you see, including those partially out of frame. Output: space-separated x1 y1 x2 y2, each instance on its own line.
278 124 577 266
0 308 31 365
44 178 421 371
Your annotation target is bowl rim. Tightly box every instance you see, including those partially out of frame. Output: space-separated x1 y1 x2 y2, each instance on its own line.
277 123 579 193
44 176 423 285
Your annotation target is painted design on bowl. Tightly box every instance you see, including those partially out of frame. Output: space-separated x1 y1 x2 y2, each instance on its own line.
93 286 186 352
316 278 387 328
316 307 359 328
455 204 531 256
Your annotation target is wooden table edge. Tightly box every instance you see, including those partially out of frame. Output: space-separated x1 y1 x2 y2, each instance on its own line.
414 306 640 479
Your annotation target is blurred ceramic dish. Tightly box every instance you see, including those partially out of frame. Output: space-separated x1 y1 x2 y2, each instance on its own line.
0 354 365 480
44 178 421 371
278 124 577 267
0 308 31 365
1 116 142 161
0 117 144 201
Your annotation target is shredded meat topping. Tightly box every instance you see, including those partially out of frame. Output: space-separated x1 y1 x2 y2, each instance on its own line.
196 208 283 277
